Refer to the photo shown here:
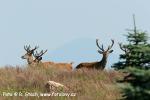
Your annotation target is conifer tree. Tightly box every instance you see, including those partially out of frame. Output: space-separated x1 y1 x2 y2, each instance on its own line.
112 15 150 69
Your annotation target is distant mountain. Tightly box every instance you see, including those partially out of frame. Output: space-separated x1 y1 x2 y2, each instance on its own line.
44 38 119 69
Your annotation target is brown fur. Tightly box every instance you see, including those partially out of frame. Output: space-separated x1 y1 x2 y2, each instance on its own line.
36 61 73 71
76 39 114 70
21 46 73 71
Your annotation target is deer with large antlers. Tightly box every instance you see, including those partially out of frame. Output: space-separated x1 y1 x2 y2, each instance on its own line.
21 46 73 71
76 39 114 70
21 45 38 65
33 50 73 71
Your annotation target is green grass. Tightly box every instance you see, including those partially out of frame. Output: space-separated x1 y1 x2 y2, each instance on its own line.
0 65 122 100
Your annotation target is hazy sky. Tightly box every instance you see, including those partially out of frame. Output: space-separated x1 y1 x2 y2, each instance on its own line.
0 0 150 68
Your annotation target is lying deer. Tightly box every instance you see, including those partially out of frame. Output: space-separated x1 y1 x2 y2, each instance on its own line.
21 45 72 71
76 39 114 70
33 49 73 71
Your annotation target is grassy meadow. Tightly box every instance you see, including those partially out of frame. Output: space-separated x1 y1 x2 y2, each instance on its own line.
0 65 123 100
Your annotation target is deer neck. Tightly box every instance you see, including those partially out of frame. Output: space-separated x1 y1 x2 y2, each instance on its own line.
99 55 107 68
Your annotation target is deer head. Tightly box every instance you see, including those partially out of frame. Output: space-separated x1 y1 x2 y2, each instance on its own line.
33 49 48 63
119 43 130 55
21 45 38 64
96 39 114 58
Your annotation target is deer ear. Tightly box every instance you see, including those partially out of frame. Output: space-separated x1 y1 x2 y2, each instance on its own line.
98 50 103 54
30 49 35 54
109 50 113 53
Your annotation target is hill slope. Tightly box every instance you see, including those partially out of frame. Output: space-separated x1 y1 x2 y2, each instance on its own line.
0 66 122 100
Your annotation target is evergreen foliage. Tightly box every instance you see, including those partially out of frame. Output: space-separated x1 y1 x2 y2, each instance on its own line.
112 15 150 69
115 15 150 100
120 67 150 100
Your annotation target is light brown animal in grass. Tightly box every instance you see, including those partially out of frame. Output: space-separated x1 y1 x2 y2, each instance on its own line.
76 39 114 70
33 50 73 71
21 45 72 71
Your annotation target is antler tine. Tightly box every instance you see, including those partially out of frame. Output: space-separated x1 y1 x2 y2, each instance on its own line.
39 50 43 56
32 45 39 51
33 51 36 57
43 49 48 54
119 43 124 51
107 39 114 51
24 45 30 52
33 50 40 58
34 49 47 58
27 45 31 51
118 43 128 53
24 45 27 51
28 45 31 50
96 39 104 51
35 51 39 56
39 50 47 57
101 44 104 50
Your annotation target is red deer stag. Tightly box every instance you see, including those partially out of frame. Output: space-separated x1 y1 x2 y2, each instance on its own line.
33 50 73 71
21 45 38 65
76 39 114 70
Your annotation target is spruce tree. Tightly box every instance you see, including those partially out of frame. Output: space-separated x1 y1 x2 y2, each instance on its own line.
112 15 150 70
120 68 150 100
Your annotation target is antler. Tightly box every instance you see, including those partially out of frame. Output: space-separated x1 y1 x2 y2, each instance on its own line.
31 46 39 51
24 45 38 53
24 45 31 52
33 50 47 59
119 43 129 53
96 39 104 51
38 50 47 57
107 39 114 51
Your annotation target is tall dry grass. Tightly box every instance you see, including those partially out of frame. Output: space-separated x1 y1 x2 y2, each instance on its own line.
0 65 122 100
